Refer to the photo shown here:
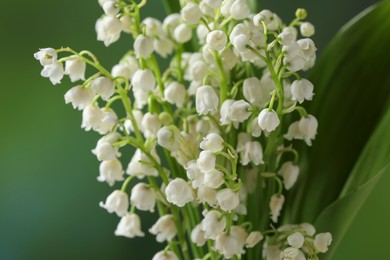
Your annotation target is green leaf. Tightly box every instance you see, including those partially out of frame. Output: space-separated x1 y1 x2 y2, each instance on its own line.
314 104 390 259
163 0 181 14
286 0 390 223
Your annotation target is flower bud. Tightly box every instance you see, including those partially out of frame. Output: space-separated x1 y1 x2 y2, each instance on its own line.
295 8 308 20
149 215 177 242
134 35 154 58
132 69 156 92
196 85 219 115
98 159 124 186
217 188 240 212
206 30 227 51
131 182 156 212
278 161 299 190
91 76 115 101
164 82 186 107
102 1 119 16
258 109 280 132
181 3 202 24
300 22 315 37
64 85 94 110
204 0 222 8
174 24 192 43
99 190 129 217
221 0 234 17
230 0 250 20
115 213 145 238
245 231 263 248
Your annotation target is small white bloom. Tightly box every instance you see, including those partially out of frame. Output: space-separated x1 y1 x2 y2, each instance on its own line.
173 23 192 43
188 60 208 82
120 16 133 34
196 85 219 115
291 78 314 103
214 226 247 258
164 82 186 107
64 57 86 82
152 251 178 260
253 10 279 31
149 215 177 242
229 100 252 123
131 182 156 212
288 232 305 249
98 159 124 186
64 85 94 110
243 77 263 104
197 185 217 206
282 247 299 259
102 1 119 16
91 76 115 101
221 47 239 69
99 190 129 217
278 26 298 46
133 35 154 59
186 162 204 189
299 115 318 146
251 116 262 137
96 15 122 46
82 105 103 131
206 30 227 51
258 109 280 132
197 151 216 172
126 149 159 178
204 0 222 8
98 108 118 134
201 210 226 239
199 1 214 16
111 64 132 80
240 141 264 166
246 231 263 248
132 69 156 93
157 126 181 151
142 17 163 37
181 3 202 24
34 48 57 66
141 112 161 138
123 110 143 134
200 133 224 152
230 0 250 20
40 63 64 85
283 41 306 72
163 13 181 35
191 224 206 247
217 188 240 212
154 37 174 58
204 169 225 189
114 213 145 238
197 24 209 44
269 194 285 223
314 232 332 253
92 139 119 161
284 121 302 141
221 0 234 17
300 22 315 37
278 161 299 190
165 178 194 207
236 132 251 153
299 222 316 236
233 34 250 53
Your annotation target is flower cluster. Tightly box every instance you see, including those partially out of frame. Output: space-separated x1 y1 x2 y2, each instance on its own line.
35 0 330 259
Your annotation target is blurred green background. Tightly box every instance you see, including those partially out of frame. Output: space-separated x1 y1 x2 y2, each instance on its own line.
0 0 388 259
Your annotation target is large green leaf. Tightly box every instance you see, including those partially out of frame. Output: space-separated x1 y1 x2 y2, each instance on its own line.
287 0 390 223
314 103 390 259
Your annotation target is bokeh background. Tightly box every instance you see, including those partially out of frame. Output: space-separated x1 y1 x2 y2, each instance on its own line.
0 0 387 259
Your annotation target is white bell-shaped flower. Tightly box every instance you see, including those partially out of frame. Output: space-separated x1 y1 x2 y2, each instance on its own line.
283 41 306 72
258 109 280 132
114 213 145 238
130 182 156 212
149 215 177 242
164 82 186 107
173 23 192 43
199 1 213 16
214 226 247 259
186 162 204 189
92 139 119 161
240 141 264 166
197 185 217 206
196 85 219 115
40 63 64 85
95 15 122 46
197 151 216 172
98 108 118 134
201 210 226 239
314 232 332 253
299 115 318 146
142 17 163 37
204 0 222 8
191 224 206 247
217 188 240 212
299 222 316 236
154 37 174 58
291 78 314 103
278 26 298 46
243 77 263 104
157 126 181 151
278 161 299 190
82 105 103 131
229 100 251 123
287 232 305 249
126 149 159 178
282 247 299 259
251 116 262 137
34 48 57 66
99 190 129 217
141 112 161 138
165 178 194 207
188 60 208 82
204 169 224 189
300 22 315 37
220 99 234 125
152 251 178 260
233 34 250 53
181 3 202 24
120 16 133 34
245 231 263 248
221 0 234 17
269 194 285 223
64 57 86 82
132 69 156 92
206 30 227 51
111 63 132 80
230 0 250 20
64 85 94 110
134 35 154 59
91 76 115 101
98 159 124 186
163 13 181 34
253 10 279 31
200 133 224 152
